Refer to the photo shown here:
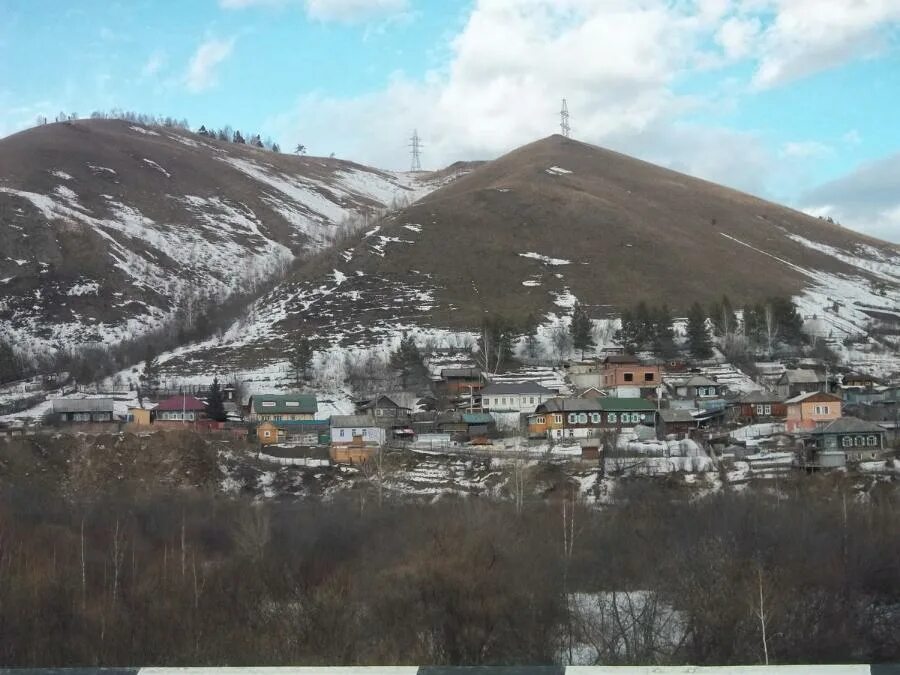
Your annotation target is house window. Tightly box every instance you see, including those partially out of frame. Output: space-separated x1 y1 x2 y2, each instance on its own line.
286 401 299 407
530 397 535 404
502 397 508 406
568 413 578 424
340 429 345 438
841 436 852 448
624 373 634 382
590 413 600 424
554 414 563 424
568 429 574 437
814 405 830 415
263 430 271 438
536 416 545 424
644 372 654 382
362 429 367 437
867 435 877 446
375 409 383 416
261 401 276 407
577 413 588 424
854 436 864 447
555 429 562 438
764 404 771 415
608 413 617 423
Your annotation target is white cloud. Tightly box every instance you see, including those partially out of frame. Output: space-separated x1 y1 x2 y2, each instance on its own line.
780 140 832 159
716 16 761 60
141 50 166 78
184 38 235 93
219 0 409 22
802 153 900 243
750 0 900 89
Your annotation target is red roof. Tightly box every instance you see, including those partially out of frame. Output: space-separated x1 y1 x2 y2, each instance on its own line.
155 395 207 412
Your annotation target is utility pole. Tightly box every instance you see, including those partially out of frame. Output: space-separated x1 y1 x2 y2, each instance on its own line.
409 129 423 172
560 98 571 138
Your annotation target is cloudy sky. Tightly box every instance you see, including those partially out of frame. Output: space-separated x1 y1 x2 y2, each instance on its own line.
1 0 900 242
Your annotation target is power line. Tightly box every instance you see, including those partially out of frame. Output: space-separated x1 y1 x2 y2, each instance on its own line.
409 129 423 172
560 98 571 138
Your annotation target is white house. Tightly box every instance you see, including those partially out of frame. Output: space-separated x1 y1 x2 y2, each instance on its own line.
329 414 386 446
481 382 556 413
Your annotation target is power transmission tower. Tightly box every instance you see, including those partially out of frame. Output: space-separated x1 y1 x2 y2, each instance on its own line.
560 99 571 138
409 129 423 171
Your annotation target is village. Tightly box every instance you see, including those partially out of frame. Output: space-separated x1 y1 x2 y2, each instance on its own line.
3 342 898 486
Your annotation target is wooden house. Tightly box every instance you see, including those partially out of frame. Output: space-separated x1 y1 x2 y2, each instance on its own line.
528 397 656 441
775 369 826 399
785 391 842 432
810 417 886 462
356 395 411 419
733 391 787 423
657 408 699 439
481 382 555 413
154 395 207 422
51 398 115 423
440 368 483 394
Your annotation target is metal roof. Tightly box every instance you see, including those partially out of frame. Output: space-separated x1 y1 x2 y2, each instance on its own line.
739 390 785 404
481 382 555 395
251 394 318 414
537 397 604 413
52 398 114 413
330 415 380 427
596 397 657 411
812 416 886 435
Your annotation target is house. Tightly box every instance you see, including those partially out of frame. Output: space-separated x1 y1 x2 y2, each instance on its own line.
656 408 699 439
440 367 483 394
840 372 880 390
154 395 207 422
810 417 887 462
733 391 787 423
51 398 115 423
784 391 842 432
599 355 663 397
527 398 604 440
775 369 826 398
462 412 496 439
127 407 152 426
481 382 555 413
329 415 387 446
673 375 723 400
527 397 656 440
356 395 411 419
255 419 329 446
249 394 318 422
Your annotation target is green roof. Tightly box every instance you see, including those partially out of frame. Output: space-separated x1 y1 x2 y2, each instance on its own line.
596 397 656 412
251 394 318 414
462 413 494 425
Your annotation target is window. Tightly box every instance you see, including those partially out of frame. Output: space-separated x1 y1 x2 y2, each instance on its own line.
644 372 654 382
261 401 276 407
555 429 562 438
340 429 345 438
815 405 830 415
867 435 877 447
568 413 577 424
568 429 574 437
577 413 588 424
764 404 771 415
590 413 600 424
263 430 271 438
535 416 545 424
285 401 299 407
502 397 508 406
362 429 367 437
375 409 383 416
756 405 764 415
624 372 634 382
854 436 864 447
841 436 852 448
530 397 535 404
608 413 617 423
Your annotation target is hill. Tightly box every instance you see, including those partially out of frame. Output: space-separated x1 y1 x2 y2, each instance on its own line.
0 119 444 353
154 134 899 376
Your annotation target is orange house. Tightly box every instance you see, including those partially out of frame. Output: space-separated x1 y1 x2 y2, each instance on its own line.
599 355 663 391
785 391 842 432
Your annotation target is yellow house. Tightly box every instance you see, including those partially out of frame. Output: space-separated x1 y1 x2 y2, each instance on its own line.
128 407 152 426
257 421 279 445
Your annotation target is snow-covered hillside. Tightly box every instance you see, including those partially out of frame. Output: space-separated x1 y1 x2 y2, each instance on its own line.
0 120 450 352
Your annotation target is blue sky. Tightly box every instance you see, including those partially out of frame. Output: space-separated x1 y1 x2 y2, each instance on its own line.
2 0 900 242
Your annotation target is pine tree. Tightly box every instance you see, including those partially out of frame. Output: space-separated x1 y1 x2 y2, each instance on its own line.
207 376 227 422
295 143 306 155
687 302 713 359
271 142 280 153
569 303 595 359
769 297 805 345
651 304 676 357
197 125 208 136
615 308 639 354
288 337 314 387
523 313 541 359
232 130 245 144
390 334 425 388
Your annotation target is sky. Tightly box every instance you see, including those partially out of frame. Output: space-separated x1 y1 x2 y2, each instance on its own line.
1 0 900 243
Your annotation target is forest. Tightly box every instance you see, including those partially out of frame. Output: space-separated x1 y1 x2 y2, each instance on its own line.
0 444 898 667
